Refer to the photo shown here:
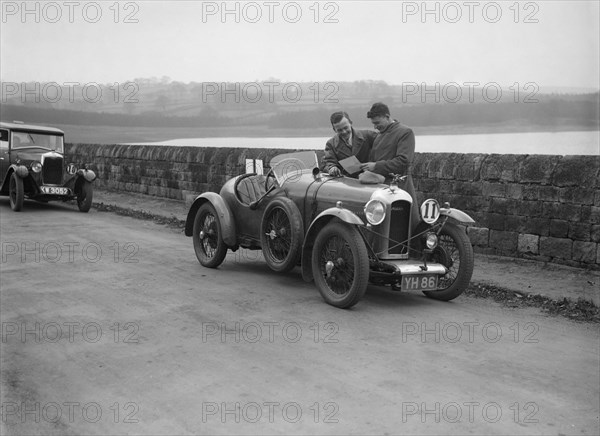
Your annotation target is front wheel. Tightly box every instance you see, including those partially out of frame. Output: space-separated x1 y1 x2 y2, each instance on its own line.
9 172 24 211
423 222 474 301
193 203 228 268
312 222 369 309
77 181 93 212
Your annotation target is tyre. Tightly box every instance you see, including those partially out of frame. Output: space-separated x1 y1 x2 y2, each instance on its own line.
260 197 303 272
311 222 369 308
77 181 93 212
193 202 228 268
423 222 474 301
9 172 24 212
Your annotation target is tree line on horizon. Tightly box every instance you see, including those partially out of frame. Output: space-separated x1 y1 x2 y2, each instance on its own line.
2 79 598 110
2 97 598 131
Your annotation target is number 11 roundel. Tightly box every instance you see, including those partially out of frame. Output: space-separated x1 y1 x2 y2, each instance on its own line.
420 199 441 224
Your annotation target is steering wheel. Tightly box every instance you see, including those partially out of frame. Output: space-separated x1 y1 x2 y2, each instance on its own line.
264 168 277 191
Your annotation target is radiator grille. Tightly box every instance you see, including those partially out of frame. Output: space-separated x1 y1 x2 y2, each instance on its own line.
43 157 63 185
389 200 411 255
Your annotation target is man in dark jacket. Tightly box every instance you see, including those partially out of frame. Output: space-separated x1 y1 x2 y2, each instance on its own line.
360 102 420 225
360 102 414 178
322 111 377 177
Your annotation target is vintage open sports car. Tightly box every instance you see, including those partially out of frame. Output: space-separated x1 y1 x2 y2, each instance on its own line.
0 121 96 212
185 151 475 308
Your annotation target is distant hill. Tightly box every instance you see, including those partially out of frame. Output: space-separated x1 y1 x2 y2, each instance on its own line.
1 79 598 137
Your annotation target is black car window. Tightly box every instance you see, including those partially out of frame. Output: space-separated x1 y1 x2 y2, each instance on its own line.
0 129 8 149
10 131 64 152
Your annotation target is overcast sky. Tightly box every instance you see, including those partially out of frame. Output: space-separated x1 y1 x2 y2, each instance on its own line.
1 0 599 90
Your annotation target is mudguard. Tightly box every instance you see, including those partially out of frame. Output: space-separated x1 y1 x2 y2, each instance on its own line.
300 207 364 282
184 192 236 246
439 207 475 224
12 165 29 178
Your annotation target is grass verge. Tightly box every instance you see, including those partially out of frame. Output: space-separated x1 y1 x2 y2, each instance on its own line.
93 202 186 229
466 283 599 323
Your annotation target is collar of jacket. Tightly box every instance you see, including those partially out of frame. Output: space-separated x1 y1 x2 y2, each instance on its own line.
352 128 368 142
335 128 359 146
378 119 399 135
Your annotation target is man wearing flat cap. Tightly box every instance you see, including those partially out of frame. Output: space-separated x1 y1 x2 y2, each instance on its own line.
360 102 420 224
322 111 377 177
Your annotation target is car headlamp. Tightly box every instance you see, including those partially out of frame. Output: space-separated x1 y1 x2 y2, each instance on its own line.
364 200 386 225
425 232 438 250
31 161 42 173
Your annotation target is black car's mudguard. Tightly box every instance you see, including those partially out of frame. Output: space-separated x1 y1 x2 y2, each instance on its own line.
300 207 365 282
184 192 236 246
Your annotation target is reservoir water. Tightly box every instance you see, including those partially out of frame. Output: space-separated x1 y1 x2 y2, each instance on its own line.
126 130 599 155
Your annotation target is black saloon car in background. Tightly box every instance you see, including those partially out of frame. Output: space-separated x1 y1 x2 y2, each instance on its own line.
0 121 95 212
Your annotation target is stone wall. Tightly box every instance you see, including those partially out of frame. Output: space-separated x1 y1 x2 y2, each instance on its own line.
411 153 599 269
66 143 600 269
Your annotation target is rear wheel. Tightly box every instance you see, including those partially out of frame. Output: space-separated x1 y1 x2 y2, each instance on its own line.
312 222 369 309
9 173 24 211
193 203 228 268
423 222 474 301
77 181 93 212
260 197 303 272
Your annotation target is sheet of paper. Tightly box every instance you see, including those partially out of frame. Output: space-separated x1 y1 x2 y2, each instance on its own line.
339 155 361 175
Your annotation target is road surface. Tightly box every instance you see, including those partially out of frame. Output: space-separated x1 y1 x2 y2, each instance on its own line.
1 199 598 435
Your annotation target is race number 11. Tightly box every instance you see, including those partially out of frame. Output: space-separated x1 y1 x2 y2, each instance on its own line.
420 199 440 224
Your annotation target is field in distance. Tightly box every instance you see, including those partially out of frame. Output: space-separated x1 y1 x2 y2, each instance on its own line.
58 122 599 145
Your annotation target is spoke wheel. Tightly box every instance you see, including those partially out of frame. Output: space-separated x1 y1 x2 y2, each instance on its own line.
260 198 303 272
312 222 369 309
9 172 24 212
193 203 228 268
77 181 93 212
423 222 474 301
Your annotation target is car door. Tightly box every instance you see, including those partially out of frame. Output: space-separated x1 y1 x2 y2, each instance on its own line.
0 129 9 187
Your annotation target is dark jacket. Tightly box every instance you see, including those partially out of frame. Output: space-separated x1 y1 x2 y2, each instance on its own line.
370 121 415 178
322 128 377 177
370 121 420 227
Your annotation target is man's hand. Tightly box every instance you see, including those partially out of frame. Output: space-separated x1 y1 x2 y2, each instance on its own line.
360 162 376 172
328 167 342 177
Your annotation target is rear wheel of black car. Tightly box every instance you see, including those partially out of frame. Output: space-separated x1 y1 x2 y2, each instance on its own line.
9 172 24 212
312 222 369 309
260 197 303 272
423 222 474 301
77 181 93 212
193 203 228 268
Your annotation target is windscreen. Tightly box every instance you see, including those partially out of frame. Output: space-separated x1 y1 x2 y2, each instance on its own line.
269 151 319 186
11 131 64 153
